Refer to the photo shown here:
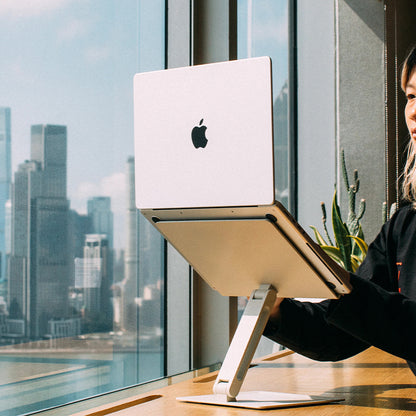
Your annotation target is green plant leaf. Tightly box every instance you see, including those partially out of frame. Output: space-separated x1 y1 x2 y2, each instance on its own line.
350 224 365 256
331 190 352 271
350 255 360 272
320 245 345 267
357 224 365 240
348 235 368 259
351 254 364 265
309 226 327 246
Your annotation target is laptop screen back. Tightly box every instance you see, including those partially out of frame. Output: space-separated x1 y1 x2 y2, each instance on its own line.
134 57 274 210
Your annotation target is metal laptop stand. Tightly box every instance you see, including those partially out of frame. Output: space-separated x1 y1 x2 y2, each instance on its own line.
177 283 342 409
149 215 346 409
214 284 277 401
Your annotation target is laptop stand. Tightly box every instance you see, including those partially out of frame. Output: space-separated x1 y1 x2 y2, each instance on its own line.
177 284 343 409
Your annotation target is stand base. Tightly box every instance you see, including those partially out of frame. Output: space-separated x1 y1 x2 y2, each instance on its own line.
177 391 343 410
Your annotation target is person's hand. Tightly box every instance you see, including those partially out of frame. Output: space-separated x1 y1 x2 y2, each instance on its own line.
269 296 284 321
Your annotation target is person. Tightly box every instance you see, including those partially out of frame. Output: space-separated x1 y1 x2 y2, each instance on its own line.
263 45 416 377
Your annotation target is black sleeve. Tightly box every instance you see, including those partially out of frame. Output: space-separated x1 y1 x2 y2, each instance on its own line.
327 274 416 363
325 207 416 363
263 298 370 361
263 208 402 362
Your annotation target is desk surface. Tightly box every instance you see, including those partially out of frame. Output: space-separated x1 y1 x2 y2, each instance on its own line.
76 347 416 415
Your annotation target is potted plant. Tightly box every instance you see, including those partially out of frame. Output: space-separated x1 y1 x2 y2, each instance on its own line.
310 149 368 273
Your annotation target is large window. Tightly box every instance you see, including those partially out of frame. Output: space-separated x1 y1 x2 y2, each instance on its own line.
238 0 290 209
237 0 290 356
0 1 166 415
0 1 295 413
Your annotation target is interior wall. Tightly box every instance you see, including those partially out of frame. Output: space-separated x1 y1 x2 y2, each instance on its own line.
336 0 385 241
296 0 337 237
297 0 386 244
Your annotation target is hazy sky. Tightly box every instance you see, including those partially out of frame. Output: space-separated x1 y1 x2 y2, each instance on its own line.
0 0 287 249
0 0 164 248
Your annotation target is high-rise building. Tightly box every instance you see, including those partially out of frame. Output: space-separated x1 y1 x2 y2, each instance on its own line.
120 156 138 331
0 107 11 282
87 196 114 321
8 125 70 339
76 233 113 331
87 197 113 248
30 124 67 197
69 211 93 258
68 210 93 290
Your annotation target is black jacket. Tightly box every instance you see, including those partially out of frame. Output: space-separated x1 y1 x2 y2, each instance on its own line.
264 205 416 376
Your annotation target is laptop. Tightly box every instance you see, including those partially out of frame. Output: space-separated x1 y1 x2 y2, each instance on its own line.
133 57 348 408
133 56 351 300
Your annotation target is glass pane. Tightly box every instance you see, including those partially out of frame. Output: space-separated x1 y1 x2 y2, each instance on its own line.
238 0 289 209
0 1 165 414
237 0 289 355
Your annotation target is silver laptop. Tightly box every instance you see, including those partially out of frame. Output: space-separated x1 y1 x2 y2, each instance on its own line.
133 57 351 300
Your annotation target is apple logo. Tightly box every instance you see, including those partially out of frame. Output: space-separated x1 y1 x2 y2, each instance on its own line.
191 119 208 148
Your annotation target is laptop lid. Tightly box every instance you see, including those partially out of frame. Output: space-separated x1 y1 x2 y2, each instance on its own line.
134 58 351 299
133 57 274 210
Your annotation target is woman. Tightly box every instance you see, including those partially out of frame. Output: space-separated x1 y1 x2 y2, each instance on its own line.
264 46 416 376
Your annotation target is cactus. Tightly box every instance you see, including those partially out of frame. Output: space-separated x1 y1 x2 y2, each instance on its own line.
341 148 366 257
320 201 333 246
341 148 366 238
310 149 368 272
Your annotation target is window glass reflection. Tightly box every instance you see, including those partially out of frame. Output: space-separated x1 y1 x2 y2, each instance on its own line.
238 0 289 208
0 1 165 414
237 1 289 354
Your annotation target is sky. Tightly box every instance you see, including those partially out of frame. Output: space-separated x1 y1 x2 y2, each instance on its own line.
0 0 164 249
0 0 287 250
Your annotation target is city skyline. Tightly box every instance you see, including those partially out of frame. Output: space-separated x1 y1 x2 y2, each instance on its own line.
4 109 129 250
0 2 290 413
0 0 149 251
5 122 122 339
3 120 166 340
0 0 288 251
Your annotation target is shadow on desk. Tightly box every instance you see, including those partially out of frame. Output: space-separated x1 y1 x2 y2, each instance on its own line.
328 384 416 412
238 348 416 414
69 348 416 415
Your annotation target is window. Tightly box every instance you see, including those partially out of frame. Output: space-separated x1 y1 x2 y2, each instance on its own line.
0 1 296 413
237 0 290 356
0 1 166 414
238 0 291 209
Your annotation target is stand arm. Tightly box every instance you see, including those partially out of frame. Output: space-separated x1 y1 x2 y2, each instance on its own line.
213 284 277 401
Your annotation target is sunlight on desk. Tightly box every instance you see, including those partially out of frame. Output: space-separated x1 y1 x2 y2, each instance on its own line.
72 347 416 415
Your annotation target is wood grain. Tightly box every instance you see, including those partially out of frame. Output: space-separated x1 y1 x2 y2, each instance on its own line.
75 348 416 415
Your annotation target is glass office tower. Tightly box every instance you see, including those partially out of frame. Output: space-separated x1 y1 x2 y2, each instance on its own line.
9 125 70 339
0 107 11 282
87 196 114 248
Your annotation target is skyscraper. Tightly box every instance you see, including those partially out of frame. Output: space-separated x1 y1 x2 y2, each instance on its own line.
87 196 113 248
75 233 113 331
120 156 138 331
31 124 67 198
8 125 70 339
0 107 11 282
87 196 114 321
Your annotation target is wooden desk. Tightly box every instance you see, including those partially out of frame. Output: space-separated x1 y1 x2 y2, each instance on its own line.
74 347 416 415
